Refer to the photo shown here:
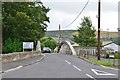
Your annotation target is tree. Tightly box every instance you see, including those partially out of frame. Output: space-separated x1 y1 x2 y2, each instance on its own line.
2 2 50 53
73 17 97 47
2 2 49 41
41 37 57 51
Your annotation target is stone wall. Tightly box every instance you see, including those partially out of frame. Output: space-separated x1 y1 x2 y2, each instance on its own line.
1 51 41 63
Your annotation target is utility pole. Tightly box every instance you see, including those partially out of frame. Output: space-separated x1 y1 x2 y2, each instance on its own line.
107 28 109 41
97 0 101 60
58 24 61 45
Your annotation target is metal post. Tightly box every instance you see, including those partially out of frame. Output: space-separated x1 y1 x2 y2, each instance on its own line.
98 0 101 60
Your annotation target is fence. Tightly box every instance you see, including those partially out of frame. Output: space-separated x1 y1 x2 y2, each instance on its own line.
77 47 97 59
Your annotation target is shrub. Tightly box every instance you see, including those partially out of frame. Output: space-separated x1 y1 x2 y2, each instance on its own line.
105 53 109 59
3 38 22 53
41 37 57 51
114 53 120 59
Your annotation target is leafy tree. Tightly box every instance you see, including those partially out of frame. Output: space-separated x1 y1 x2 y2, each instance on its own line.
2 2 50 53
73 17 97 47
41 37 57 51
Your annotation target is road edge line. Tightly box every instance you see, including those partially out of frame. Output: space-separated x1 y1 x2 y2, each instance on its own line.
3 66 23 73
1 54 46 74
23 54 45 67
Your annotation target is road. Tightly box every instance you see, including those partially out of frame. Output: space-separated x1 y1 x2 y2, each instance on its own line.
2 53 119 80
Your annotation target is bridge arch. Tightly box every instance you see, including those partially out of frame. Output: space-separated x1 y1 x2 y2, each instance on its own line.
57 40 76 55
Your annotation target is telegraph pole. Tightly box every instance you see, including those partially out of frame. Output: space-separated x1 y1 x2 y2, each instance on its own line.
107 28 109 41
97 0 101 60
58 24 61 45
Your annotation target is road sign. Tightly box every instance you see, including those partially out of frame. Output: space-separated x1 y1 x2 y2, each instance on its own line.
23 42 34 49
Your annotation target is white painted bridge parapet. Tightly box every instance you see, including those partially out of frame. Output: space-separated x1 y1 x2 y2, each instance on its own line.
57 40 77 55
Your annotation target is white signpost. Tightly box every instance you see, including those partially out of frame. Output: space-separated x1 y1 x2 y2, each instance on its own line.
23 42 34 52
36 40 41 52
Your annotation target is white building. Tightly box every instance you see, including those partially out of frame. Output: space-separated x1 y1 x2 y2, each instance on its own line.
104 42 120 53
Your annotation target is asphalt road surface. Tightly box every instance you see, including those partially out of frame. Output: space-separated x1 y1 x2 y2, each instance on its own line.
2 53 119 79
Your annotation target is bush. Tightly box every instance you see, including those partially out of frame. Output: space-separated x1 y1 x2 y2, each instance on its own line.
41 37 57 51
114 53 120 59
3 38 22 53
105 53 109 59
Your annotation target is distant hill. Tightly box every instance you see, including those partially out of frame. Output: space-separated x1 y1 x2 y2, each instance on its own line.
45 30 118 39
45 30 76 39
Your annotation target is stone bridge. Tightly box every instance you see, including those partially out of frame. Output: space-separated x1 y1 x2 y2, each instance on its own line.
57 40 77 55
57 40 97 57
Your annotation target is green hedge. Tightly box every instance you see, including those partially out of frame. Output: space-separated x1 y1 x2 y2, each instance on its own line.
3 38 22 53
105 53 120 59
114 53 120 59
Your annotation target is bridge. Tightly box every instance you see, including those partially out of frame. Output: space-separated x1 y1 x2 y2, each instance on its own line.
57 40 77 55
1 40 119 80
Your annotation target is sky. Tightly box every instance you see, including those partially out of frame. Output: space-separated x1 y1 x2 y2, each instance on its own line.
41 0 119 32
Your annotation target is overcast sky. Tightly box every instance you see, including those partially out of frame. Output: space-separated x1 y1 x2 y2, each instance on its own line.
41 0 119 32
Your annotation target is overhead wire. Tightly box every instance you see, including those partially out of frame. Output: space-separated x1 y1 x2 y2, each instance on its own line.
64 0 90 28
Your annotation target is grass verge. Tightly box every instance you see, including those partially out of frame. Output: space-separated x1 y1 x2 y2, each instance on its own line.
88 58 113 67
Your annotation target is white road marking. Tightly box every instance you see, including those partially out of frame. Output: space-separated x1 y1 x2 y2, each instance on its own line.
73 65 81 71
4 66 23 73
65 60 71 64
91 68 115 75
86 74 95 79
36 60 40 62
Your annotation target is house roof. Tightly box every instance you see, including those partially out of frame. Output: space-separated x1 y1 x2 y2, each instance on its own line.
102 41 112 46
103 41 120 47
